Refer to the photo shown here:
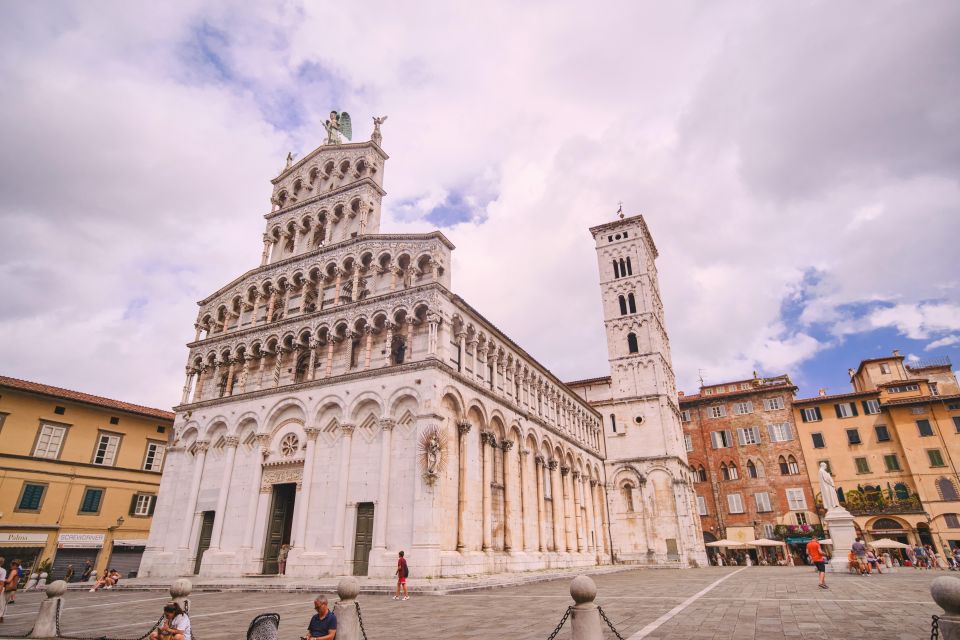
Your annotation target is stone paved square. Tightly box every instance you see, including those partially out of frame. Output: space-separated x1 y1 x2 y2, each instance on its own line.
0 567 944 640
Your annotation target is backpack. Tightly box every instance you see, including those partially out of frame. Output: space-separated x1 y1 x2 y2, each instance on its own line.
403 560 409 578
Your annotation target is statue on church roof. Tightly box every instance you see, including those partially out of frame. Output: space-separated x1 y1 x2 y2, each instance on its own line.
324 110 352 145
371 115 388 146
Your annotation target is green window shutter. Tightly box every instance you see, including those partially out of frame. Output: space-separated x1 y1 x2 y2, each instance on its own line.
129 494 139 515
814 407 822 420
834 404 843 418
148 495 157 516
851 402 858 416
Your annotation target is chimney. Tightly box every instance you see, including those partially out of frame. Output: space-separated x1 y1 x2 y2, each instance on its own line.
678 391 685 397
847 368 855 378
893 349 901 357
818 388 827 397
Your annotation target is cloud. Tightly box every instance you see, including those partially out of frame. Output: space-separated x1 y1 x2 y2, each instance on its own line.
927 335 960 350
0 1 958 407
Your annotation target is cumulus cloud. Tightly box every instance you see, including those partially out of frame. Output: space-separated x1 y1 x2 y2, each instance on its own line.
0 1 958 407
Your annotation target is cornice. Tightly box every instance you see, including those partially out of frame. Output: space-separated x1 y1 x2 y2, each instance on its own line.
265 176 386 220
589 213 659 259
272 139 389 184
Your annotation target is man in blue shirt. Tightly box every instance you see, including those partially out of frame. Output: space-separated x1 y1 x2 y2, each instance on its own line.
306 596 337 640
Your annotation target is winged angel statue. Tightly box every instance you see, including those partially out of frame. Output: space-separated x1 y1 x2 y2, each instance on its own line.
324 110 352 145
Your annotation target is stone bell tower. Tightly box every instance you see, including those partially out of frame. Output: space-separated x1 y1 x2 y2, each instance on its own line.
571 212 706 566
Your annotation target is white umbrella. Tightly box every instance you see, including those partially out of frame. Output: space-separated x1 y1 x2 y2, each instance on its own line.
747 538 786 547
868 538 911 549
705 539 747 547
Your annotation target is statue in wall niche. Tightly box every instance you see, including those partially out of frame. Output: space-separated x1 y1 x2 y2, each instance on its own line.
819 462 840 510
417 424 448 485
324 110 352 145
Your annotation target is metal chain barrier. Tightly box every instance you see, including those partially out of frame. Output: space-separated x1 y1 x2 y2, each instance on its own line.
597 606 625 640
545 606 572 640
355 601 368 640
931 615 940 640
52 597 168 640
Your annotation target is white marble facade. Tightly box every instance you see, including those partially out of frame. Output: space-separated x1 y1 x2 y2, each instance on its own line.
139 125 616 579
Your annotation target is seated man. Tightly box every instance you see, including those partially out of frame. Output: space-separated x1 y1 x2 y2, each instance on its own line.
89 568 121 592
304 596 337 640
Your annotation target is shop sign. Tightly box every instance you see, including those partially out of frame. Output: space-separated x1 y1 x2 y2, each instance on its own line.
57 533 105 548
785 536 812 544
0 532 49 545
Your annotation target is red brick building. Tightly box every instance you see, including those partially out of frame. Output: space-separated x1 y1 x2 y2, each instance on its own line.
680 375 818 556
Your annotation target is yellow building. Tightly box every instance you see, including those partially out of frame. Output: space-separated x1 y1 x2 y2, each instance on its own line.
0 375 173 580
793 352 960 557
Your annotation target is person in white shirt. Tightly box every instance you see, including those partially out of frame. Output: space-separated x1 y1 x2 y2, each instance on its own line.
149 603 191 640
0 556 7 623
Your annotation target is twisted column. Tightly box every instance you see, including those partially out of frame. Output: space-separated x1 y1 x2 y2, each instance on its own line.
333 268 343 305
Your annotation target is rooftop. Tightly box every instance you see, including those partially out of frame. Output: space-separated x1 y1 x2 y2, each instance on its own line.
0 375 175 421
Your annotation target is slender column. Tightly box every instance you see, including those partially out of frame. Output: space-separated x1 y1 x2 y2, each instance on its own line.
192 365 206 400
273 348 285 387
390 266 400 291
405 317 415 360
181 367 194 404
264 289 277 323
307 340 318 381
249 292 262 327
550 460 566 552
572 470 584 552
261 234 271 265
209 436 240 549
373 419 395 549
293 428 321 549
383 322 394 366
583 477 595 554
281 283 292 318
325 220 334 243
481 432 494 551
236 356 250 394
209 360 222 399
489 355 498 389
456 420 471 551
351 268 361 302
517 447 528 551
256 354 267 389
598 483 611 554
332 424 356 549
501 440 514 552
427 316 439 355
315 277 326 310
193 323 202 342
535 455 546 552
225 359 237 396
457 332 467 371
469 340 478 376
292 225 303 254
333 268 343 304
363 326 374 369
561 466 575 552
324 338 337 377
477 345 488 382
179 441 209 549
589 480 601 556
242 436 269 549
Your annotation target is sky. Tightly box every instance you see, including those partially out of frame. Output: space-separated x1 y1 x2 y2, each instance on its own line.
1 1 958 409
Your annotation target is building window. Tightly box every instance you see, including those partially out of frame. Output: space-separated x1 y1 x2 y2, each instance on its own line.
697 495 708 516
710 430 733 448
888 383 919 393
811 432 825 449
727 493 744 514
680 410 691 423
131 494 157 517
695 465 707 482
786 488 807 511
787 455 800 475
917 420 934 437
835 402 858 418
727 463 739 480
855 457 870 474
618 295 628 316
763 396 785 411
954 416 960 433
704 388 714 396
737 426 761 446
93 433 121 466
875 425 891 442
34 423 67 459
708 405 726 419
754 492 772 513
143 442 165 472
762 524 776 539
767 422 793 442
928 449 946 467
862 399 881 415
801 407 822 423
622 483 635 512
627 333 639 354
778 456 790 475
610 413 617 433
628 293 637 314
17 483 47 511
720 463 729 480
684 434 694 452
879 363 891 374
846 429 862 445
945 514 960 529
79 488 104 514
938 478 960 501
733 401 754 415
948 403 960 411
747 460 758 479
884 454 901 472
931 383 940 396
795 512 809 525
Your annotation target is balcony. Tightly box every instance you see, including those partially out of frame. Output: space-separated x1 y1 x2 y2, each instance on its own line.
816 494 925 517
906 356 952 371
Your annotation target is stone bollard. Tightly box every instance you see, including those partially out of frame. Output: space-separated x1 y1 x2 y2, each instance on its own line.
37 572 49 589
932 576 960 639
170 578 193 613
332 577 360 640
30 580 67 638
570 575 602 640
25 572 39 591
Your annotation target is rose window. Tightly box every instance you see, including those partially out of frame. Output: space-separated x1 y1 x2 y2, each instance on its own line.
279 433 300 457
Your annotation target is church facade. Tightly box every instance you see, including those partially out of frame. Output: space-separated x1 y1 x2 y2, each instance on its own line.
139 119 705 579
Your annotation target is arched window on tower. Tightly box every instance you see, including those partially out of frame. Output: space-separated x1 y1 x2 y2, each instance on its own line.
938 477 960 501
696 465 707 482
720 462 729 481
747 460 758 479
618 295 627 316
628 292 637 314
619 258 627 277
612 260 620 278
627 333 639 354
622 482 635 512
787 455 800 475
728 463 739 480
294 352 310 383
778 455 789 475
626 257 633 275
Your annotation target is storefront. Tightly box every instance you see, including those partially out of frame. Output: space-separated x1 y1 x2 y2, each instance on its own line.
109 539 147 578
51 533 104 582
0 532 49 583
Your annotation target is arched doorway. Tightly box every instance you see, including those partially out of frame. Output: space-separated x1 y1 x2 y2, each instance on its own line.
870 517 910 545
917 523 934 547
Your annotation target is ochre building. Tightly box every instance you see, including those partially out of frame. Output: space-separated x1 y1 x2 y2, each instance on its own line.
0 376 173 579
793 352 960 554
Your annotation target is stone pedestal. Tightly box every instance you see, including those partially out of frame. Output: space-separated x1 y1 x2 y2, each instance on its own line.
30 580 66 638
333 578 360 640
823 506 857 573
931 575 960 639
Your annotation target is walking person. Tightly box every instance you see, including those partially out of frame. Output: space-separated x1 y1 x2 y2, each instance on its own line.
0 556 6 623
806 537 828 589
915 545 928 569
277 544 289 576
394 551 409 601
3 561 19 608
80 560 93 582
304 595 337 640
